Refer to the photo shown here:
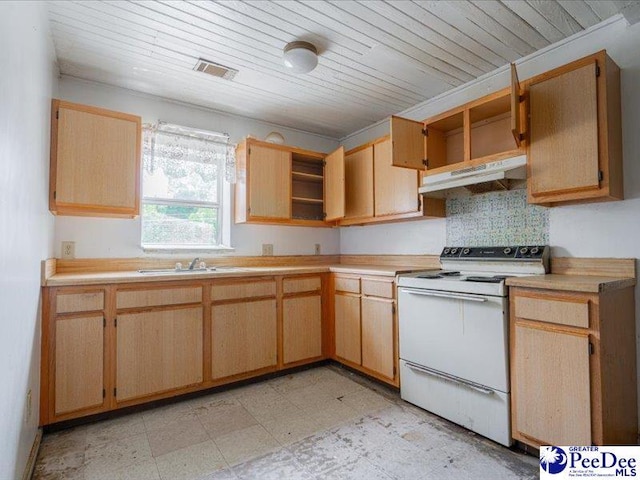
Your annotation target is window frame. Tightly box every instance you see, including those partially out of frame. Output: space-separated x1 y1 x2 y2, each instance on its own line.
140 125 233 253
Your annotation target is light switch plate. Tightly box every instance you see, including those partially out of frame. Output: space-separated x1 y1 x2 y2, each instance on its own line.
61 241 75 259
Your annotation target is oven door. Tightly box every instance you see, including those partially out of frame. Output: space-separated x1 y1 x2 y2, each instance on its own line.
398 287 509 392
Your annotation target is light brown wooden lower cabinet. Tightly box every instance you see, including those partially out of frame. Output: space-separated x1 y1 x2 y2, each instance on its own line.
212 299 277 379
361 296 395 381
510 286 637 447
334 292 362 365
54 315 104 416
333 274 398 387
514 324 591 445
283 294 322 365
40 272 379 426
116 307 204 402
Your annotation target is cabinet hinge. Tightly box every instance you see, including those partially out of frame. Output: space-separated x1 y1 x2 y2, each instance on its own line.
248 147 251 155
55 110 59 120
103 317 106 328
323 212 327 219
53 191 56 200
392 304 396 314
114 388 117 397
422 159 428 168
247 207 251 214
114 318 118 327
322 160 326 167
421 128 428 137
595 65 601 77
102 389 106 398
589 342 594 355
598 170 604 182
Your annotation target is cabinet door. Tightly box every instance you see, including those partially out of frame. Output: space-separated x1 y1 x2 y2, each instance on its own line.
116 307 203 402
514 323 591 445
212 299 277 379
361 297 395 380
510 63 523 147
344 146 374 219
374 139 420 217
248 145 291 219
51 100 140 217
55 316 104 415
334 293 361 364
324 146 345 221
283 294 322 364
529 61 599 198
390 116 425 169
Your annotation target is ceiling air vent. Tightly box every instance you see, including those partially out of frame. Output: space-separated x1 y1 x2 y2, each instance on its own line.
193 58 238 80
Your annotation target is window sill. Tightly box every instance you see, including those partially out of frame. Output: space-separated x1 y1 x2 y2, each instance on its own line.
141 245 235 254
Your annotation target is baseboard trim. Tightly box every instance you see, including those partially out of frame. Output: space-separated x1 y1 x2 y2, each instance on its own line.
22 428 42 480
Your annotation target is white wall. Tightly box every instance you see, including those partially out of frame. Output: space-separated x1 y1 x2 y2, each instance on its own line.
0 2 58 478
55 77 341 258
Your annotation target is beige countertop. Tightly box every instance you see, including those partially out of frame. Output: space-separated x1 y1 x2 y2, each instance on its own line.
44 264 417 287
506 274 636 293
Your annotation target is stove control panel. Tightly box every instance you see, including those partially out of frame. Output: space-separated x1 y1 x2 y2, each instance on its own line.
441 245 548 261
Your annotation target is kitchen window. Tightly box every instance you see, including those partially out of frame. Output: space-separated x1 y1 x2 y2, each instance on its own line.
141 122 234 251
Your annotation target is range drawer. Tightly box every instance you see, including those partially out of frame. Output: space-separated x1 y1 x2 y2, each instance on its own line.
117 287 202 309
56 291 104 314
514 293 589 328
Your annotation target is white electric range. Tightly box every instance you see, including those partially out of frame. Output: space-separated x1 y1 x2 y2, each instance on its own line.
397 245 549 447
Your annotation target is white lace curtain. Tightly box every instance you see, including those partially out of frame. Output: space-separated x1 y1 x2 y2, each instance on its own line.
142 122 236 184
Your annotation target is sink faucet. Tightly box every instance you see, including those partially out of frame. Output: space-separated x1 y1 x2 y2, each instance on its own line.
188 257 200 270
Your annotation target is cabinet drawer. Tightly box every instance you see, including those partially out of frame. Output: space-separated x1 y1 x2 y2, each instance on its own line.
212 280 276 301
514 294 589 328
362 278 394 299
334 276 360 294
117 287 202 309
283 276 321 295
56 291 104 314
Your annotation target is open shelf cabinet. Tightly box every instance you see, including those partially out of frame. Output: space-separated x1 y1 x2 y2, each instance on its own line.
421 67 525 176
235 138 344 227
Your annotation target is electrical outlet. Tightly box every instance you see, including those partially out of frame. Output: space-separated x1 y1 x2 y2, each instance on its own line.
262 244 273 256
26 389 32 423
61 241 75 259
314 243 321 255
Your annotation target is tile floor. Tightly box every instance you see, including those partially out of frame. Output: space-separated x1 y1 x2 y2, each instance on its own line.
33 365 538 480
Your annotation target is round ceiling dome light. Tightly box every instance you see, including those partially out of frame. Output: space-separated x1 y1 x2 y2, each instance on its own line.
283 41 318 74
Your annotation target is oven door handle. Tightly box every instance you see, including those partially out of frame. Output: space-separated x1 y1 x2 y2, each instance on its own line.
400 288 488 303
404 362 495 395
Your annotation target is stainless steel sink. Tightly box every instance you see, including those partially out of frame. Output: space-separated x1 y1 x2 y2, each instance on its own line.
137 267 247 275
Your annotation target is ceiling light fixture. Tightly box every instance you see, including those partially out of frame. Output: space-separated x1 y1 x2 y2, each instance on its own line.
283 41 318 74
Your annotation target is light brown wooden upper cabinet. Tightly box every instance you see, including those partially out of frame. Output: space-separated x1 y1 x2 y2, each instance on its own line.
340 137 444 226
49 99 141 218
423 87 524 174
343 145 374 221
526 51 622 205
390 116 425 169
235 138 344 226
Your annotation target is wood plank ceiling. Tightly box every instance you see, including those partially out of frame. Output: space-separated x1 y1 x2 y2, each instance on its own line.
47 1 638 138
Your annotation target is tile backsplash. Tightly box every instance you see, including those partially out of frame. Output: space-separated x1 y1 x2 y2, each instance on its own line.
446 188 549 246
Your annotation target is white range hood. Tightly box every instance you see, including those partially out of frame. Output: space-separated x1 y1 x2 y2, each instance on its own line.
419 155 527 197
